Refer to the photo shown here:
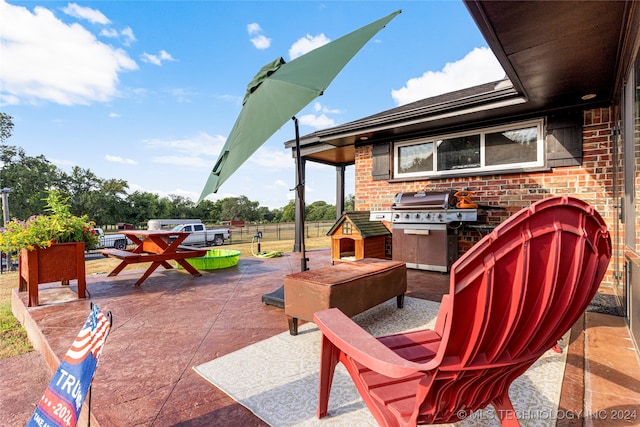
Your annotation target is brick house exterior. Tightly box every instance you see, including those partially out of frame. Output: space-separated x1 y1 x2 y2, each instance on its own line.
353 107 617 288
285 2 640 356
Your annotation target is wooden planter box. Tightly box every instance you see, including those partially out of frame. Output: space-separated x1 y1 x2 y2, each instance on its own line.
18 242 87 307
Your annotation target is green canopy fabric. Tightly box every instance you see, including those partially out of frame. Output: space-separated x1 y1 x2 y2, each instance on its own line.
198 10 401 202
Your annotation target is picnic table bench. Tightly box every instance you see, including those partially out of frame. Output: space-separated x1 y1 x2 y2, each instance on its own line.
100 246 205 260
100 248 141 259
101 230 207 286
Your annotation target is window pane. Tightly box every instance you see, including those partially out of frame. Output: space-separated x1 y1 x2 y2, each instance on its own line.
342 222 352 235
485 126 538 166
437 135 480 171
398 142 433 174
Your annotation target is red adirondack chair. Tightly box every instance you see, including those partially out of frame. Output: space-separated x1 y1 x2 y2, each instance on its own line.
314 196 611 427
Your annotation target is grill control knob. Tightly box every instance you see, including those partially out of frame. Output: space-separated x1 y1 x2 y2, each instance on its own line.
457 212 462 218
394 214 399 219
404 213 410 219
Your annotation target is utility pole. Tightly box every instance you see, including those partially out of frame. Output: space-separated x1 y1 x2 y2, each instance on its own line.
1 188 10 224
1 188 12 271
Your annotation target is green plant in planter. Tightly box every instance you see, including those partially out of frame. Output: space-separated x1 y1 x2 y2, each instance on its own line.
0 191 99 253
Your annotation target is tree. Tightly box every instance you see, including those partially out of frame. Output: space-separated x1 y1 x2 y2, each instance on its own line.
306 200 336 221
58 166 101 217
193 199 221 223
94 178 129 225
0 112 14 144
0 145 60 220
125 191 163 225
257 206 275 222
269 206 285 223
165 194 196 218
219 196 260 222
345 194 355 212
281 200 296 222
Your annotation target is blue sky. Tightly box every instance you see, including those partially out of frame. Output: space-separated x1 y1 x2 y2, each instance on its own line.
0 0 505 210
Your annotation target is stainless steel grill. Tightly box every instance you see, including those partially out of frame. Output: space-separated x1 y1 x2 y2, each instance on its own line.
371 190 479 273
390 190 477 224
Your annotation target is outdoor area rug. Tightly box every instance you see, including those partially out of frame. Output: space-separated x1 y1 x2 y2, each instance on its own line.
194 297 570 426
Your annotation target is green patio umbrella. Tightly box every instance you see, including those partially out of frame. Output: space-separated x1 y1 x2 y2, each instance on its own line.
198 9 401 202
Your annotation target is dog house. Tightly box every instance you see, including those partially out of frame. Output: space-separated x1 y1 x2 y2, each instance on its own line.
327 211 390 263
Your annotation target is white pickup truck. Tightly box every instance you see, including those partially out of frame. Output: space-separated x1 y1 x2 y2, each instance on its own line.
169 223 231 246
93 228 132 250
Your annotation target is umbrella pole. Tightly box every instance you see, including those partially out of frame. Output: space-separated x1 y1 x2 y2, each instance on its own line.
260 117 309 309
293 117 309 272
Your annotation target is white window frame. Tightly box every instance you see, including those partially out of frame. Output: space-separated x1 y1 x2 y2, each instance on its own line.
393 119 545 179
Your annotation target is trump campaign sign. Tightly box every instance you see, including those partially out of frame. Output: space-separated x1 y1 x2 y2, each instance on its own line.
27 303 112 427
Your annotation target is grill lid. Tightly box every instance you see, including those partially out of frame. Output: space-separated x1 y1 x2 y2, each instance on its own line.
392 190 457 210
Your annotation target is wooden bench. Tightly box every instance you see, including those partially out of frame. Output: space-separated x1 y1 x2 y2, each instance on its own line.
177 245 207 254
101 246 206 260
284 258 407 335
100 248 141 259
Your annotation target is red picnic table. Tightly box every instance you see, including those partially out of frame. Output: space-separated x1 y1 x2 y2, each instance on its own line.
100 230 207 286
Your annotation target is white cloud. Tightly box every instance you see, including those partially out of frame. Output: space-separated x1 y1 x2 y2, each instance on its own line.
48 157 77 168
105 154 137 165
247 22 271 50
141 49 176 66
120 27 136 45
218 93 242 105
272 179 289 188
297 102 340 129
100 28 119 38
151 155 212 168
127 182 145 193
109 112 120 118
100 26 136 46
313 101 341 114
61 2 110 25
250 34 271 50
247 22 261 35
391 47 506 106
248 146 293 170
298 113 335 129
289 33 330 60
168 88 195 103
0 1 138 106
155 187 199 199
144 132 226 158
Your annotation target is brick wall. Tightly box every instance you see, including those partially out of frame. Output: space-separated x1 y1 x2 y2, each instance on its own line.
355 107 617 286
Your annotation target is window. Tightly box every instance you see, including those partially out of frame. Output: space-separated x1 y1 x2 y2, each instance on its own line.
485 126 539 166
394 120 544 178
342 222 353 235
397 141 433 174
437 135 480 171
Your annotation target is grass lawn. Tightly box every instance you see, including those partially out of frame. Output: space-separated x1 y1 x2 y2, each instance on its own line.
0 236 330 359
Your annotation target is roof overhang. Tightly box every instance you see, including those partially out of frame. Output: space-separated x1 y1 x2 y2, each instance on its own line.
288 1 640 165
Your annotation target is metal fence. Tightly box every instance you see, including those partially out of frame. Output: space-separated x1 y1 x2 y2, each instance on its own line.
225 221 335 244
96 220 336 246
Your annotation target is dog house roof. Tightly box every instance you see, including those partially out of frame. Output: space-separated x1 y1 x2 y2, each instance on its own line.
327 211 390 238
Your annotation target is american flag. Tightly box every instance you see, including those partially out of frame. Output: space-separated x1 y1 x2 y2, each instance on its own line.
27 303 112 427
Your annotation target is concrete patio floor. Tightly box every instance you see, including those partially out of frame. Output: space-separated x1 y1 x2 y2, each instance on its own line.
3 248 640 426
